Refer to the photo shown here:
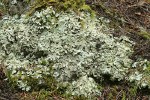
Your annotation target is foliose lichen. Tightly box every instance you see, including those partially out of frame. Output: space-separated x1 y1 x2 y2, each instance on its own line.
67 75 101 98
128 59 150 88
0 6 141 97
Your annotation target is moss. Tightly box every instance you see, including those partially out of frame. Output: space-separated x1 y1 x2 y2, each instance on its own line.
36 90 50 100
112 86 118 94
72 95 88 100
122 91 126 100
19 90 88 100
26 0 95 17
138 27 150 40
5 69 18 90
144 62 150 73
0 0 7 15
108 93 113 100
129 85 137 97
79 4 95 18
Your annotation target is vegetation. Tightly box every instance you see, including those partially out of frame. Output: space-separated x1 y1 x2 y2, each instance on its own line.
27 0 95 17
0 0 150 100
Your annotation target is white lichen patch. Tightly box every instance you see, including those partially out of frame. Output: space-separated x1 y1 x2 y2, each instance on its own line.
67 75 101 98
128 59 150 88
4 53 52 91
0 7 138 97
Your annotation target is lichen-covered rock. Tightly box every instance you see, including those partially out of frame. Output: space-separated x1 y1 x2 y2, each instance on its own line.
0 7 136 96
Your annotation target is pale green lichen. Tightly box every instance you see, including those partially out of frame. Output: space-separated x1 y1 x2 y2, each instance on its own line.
4 53 52 91
128 59 150 88
0 7 137 97
67 75 101 98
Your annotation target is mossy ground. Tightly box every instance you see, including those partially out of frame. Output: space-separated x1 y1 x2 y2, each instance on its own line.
1 70 150 100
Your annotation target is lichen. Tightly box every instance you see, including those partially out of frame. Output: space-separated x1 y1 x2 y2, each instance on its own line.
67 75 101 98
128 59 150 88
0 7 136 97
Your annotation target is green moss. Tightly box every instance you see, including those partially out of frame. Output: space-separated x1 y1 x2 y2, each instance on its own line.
26 0 95 17
129 85 137 97
73 95 88 100
138 28 150 40
36 90 50 100
145 62 150 73
122 91 126 100
141 31 150 40
0 0 7 15
5 69 18 89
108 93 113 100
80 4 95 18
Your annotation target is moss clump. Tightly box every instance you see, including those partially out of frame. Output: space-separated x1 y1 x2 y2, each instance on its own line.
27 0 95 17
138 27 150 40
